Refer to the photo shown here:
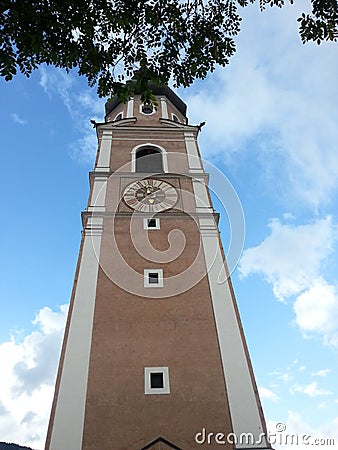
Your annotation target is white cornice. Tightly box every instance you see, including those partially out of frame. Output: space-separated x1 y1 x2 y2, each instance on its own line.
89 171 209 182
96 122 199 138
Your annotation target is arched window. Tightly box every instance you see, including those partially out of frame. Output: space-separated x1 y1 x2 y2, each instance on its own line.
136 147 163 173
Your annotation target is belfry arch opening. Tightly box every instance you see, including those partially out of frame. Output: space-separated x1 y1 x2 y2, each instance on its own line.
135 147 164 173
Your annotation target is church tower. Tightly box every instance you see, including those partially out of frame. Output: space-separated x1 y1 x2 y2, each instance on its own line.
45 86 271 449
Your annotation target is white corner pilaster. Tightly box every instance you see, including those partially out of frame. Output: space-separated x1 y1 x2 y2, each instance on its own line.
192 178 213 214
96 130 112 172
48 218 103 450
160 97 168 119
127 97 134 117
87 175 109 213
184 131 204 173
198 217 268 448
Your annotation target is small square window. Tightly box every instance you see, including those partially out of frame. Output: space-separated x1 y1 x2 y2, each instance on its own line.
143 218 160 230
148 219 156 228
150 372 164 388
148 272 159 284
144 269 163 288
145 367 170 394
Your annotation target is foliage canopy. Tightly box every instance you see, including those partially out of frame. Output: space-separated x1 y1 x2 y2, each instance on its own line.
1 0 337 102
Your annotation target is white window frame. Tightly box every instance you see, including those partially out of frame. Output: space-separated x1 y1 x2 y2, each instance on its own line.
143 218 160 230
171 113 180 123
144 367 170 395
144 269 163 288
140 103 156 115
130 143 168 173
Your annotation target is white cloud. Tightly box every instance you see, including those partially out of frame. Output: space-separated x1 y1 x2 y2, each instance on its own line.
268 370 293 383
10 113 27 125
294 283 338 333
312 369 330 378
239 216 337 300
283 213 295 221
33 305 68 334
184 2 338 207
293 281 338 347
39 65 73 107
290 381 332 397
259 386 280 402
267 412 338 449
39 65 50 94
69 121 100 164
318 401 328 409
0 304 68 449
38 66 105 164
239 216 338 346
77 91 105 116
280 373 293 383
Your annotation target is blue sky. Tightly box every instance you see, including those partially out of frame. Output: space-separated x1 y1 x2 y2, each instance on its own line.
1 1 338 448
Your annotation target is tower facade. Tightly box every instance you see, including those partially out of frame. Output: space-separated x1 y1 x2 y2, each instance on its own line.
46 86 270 449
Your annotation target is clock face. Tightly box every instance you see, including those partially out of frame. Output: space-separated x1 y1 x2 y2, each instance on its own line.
123 179 178 212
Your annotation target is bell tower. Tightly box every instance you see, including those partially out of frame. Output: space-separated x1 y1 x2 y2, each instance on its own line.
45 86 271 449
